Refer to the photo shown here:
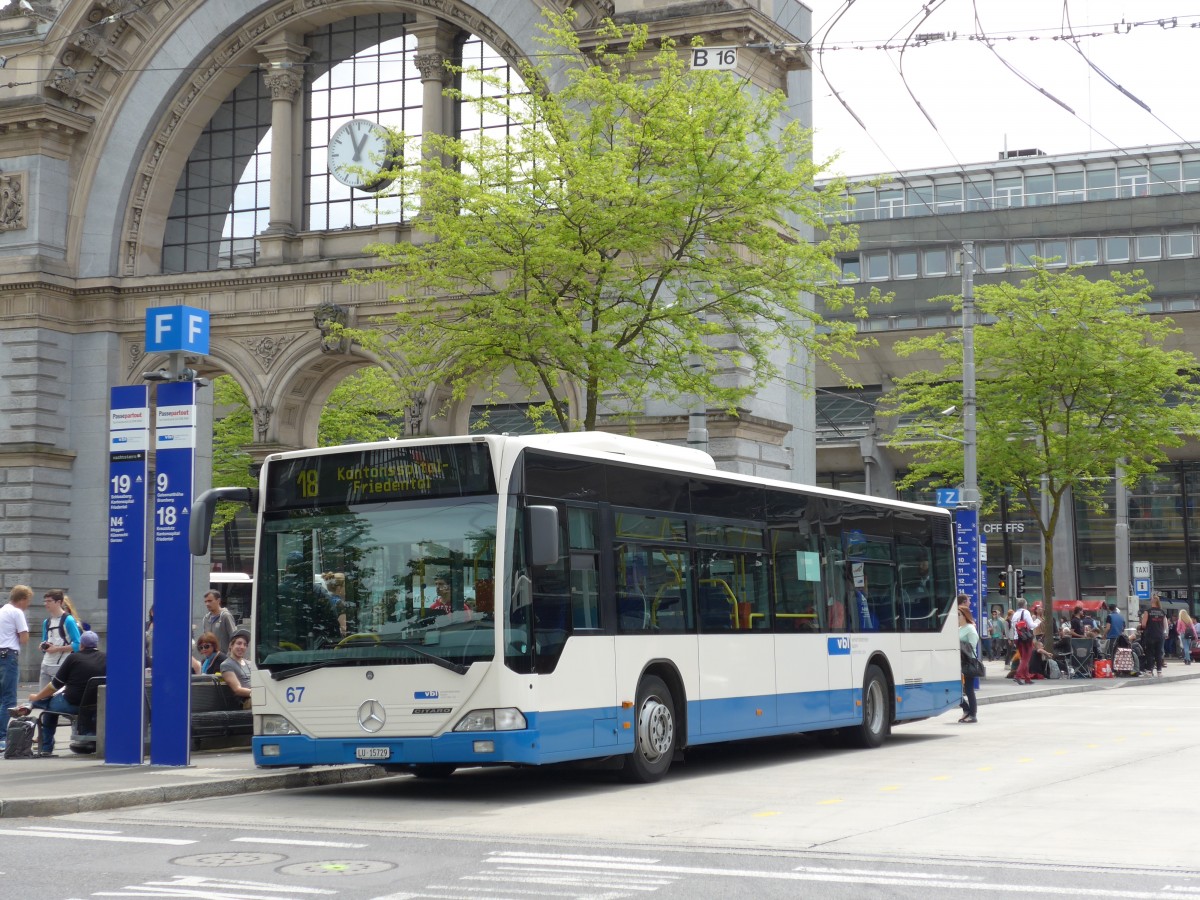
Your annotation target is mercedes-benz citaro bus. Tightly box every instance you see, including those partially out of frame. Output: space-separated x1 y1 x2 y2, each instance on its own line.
190 432 961 782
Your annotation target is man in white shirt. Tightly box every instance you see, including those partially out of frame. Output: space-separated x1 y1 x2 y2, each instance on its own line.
0 584 33 748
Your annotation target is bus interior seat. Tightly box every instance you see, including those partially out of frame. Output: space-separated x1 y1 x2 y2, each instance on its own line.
698 580 735 631
617 592 648 629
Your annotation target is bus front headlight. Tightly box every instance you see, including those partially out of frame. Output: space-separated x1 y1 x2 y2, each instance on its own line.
259 714 302 736
453 708 527 732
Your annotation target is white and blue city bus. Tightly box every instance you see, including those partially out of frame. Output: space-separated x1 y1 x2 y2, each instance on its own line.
191 432 962 782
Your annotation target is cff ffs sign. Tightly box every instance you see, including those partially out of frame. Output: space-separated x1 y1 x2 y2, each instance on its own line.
691 46 737 70
145 305 210 354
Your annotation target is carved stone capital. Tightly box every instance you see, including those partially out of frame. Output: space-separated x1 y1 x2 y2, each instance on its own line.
0 171 26 232
262 66 304 102
414 52 453 85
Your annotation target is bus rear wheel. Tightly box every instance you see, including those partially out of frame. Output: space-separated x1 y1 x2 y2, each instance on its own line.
621 675 676 783
848 664 890 749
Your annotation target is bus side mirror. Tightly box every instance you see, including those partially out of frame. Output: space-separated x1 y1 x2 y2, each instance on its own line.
527 505 560 568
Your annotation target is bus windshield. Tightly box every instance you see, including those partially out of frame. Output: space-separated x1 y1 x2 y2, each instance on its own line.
256 496 499 676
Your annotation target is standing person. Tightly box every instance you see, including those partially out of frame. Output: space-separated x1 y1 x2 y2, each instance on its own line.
958 597 980 723
199 590 237 654
989 608 1006 661
220 628 253 708
1011 598 1036 685
38 589 81 688
0 585 33 749
25 630 107 755
1140 594 1168 677
1177 608 1195 666
1105 602 1126 659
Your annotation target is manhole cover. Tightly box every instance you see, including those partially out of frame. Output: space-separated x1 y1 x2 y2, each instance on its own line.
172 852 286 867
278 860 397 877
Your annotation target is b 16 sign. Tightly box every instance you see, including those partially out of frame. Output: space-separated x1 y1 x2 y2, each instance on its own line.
691 47 737 70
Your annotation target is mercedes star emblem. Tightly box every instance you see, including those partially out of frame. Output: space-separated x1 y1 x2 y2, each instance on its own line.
357 699 386 733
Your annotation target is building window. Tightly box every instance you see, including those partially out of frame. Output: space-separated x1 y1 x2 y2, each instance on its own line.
922 248 948 276
162 72 272 273
1105 236 1130 262
878 189 904 219
1024 173 1054 206
1136 234 1162 260
1072 238 1099 264
934 181 963 213
1056 170 1084 203
840 256 861 281
1183 160 1200 191
1118 165 1150 198
905 185 933 217
850 189 876 222
1042 240 1067 266
1149 161 1179 196
306 16 420 232
864 251 889 280
1168 232 1194 258
965 178 992 211
1086 167 1117 201
894 250 918 278
994 176 1022 208
980 244 1006 272
1013 242 1037 268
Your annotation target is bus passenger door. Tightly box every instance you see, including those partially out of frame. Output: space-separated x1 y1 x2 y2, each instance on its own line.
824 553 854 720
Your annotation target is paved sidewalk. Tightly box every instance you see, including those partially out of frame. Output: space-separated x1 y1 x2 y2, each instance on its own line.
2 661 1197 819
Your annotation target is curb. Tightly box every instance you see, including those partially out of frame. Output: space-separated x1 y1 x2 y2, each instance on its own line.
977 665 1200 705
0 763 395 820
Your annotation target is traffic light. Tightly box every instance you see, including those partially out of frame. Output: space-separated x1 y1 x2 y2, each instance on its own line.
1014 568 1025 597
997 571 1007 595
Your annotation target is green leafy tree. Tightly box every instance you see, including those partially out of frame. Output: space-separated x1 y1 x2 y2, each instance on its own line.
881 264 1200 602
349 11 877 432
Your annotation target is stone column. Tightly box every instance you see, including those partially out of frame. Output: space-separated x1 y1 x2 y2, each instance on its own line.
257 37 310 262
410 19 459 144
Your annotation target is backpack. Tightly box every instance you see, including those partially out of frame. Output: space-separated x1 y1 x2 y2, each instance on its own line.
1015 619 1034 644
44 614 78 646
4 717 37 759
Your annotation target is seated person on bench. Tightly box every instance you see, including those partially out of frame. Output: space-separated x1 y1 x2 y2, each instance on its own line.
24 630 106 755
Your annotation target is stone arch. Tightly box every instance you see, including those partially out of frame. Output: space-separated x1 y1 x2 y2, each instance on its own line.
68 0 566 279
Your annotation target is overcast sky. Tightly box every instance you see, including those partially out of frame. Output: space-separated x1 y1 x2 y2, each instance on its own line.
804 0 1197 177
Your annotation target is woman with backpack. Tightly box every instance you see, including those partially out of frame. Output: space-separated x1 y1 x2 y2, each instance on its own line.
39 589 81 688
1176 608 1195 666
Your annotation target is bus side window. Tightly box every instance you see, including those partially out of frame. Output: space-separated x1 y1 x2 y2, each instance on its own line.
770 527 824 633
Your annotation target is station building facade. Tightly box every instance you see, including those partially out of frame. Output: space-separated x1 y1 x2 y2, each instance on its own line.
0 0 812 672
815 143 1200 611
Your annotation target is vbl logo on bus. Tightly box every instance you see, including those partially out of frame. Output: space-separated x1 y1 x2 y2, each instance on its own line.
414 690 439 700
827 636 851 656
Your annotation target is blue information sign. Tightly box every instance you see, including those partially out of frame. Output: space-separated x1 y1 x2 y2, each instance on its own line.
954 508 981 620
145 306 210 354
151 381 197 766
106 386 150 765
935 488 960 509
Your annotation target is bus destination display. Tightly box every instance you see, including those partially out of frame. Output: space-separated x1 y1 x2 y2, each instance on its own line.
266 443 495 509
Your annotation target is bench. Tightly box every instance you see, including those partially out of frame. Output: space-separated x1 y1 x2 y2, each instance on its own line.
67 674 252 754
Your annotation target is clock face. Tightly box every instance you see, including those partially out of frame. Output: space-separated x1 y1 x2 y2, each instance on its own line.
327 119 396 192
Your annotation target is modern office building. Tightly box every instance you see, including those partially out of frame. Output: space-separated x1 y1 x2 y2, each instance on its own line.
815 143 1200 609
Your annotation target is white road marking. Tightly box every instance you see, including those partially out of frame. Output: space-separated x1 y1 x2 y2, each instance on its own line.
0 827 194 846
232 837 367 849
23 825 123 835
93 875 336 898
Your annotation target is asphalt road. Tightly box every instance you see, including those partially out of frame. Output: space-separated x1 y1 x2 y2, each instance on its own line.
3 680 1200 899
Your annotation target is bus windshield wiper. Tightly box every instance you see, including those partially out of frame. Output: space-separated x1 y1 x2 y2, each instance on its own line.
270 643 469 680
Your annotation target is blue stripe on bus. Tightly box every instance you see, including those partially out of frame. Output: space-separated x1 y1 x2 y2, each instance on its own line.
253 679 960 768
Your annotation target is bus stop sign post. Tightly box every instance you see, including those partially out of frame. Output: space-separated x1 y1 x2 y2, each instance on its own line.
151 379 197 766
105 386 150 765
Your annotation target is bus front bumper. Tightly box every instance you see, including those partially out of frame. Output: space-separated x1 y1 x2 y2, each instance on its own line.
253 730 544 768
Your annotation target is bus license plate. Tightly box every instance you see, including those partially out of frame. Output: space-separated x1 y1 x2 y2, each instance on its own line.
355 747 391 760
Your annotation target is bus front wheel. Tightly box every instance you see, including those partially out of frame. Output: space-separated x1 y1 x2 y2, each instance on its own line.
848 664 890 749
621 675 676 783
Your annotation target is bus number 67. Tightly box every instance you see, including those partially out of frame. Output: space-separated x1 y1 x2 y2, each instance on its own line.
285 686 305 703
